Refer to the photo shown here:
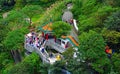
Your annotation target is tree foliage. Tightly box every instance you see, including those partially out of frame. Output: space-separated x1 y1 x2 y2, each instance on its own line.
62 47 74 60
102 29 120 44
111 53 120 74
79 30 110 73
104 10 120 32
3 27 29 50
2 10 30 31
0 0 15 11
0 0 120 73
105 0 120 7
3 52 40 74
51 21 71 38
21 5 43 19
0 52 13 73
103 10 120 50
49 61 65 74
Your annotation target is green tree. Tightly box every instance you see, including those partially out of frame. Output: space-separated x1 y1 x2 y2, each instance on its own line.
0 0 15 11
79 30 110 73
49 61 65 74
3 10 30 30
14 0 26 9
51 21 71 38
104 10 120 32
105 0 120 7
3 52 40 74
62 47 75 60
62 47 86 74
39 63 49 74
103 10 120 50
0 52 14 73
0 22 9 43
72 0 82 18
111 53 120 74
21 5 43 24
3 27 29 50
102 29 120 44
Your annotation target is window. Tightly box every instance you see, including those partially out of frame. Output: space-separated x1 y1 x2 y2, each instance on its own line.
56 39 61 45
62 41 65 45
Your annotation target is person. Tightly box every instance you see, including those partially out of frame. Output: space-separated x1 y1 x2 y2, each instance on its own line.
38 40 41 48
41 47 44 53
42 48 44 53
29 38 33 45
49 52 53 58
43 38 45 43
69 19 73 25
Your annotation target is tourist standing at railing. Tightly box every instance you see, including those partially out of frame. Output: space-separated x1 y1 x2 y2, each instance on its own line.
38 39 41 48
29 37 33 45
35 37 39 47
25 35 29 44
49 52 53 58
25 32 48 49
41 37 45 45
40 46 44 53
33 34 36 41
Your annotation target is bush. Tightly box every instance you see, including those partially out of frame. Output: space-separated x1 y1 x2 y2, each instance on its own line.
36 0 67 27
102 29 120 44
52 21 71 38
3 53 40 74
105 0 120 7
104 10 120 32
79 30 110 73
3 27 29 50
81 0 98 15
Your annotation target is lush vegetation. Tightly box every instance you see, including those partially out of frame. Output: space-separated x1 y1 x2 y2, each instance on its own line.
0 0 120 74
51 21 71 38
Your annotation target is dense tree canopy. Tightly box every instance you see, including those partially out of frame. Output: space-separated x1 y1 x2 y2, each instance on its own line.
102 10 120 50
2 10 30 31
111 53 120 73
0 0 15 11
104 10 120 32
3 28 29 50
21 5 43 20
0 0 120 74
79 30 110 73
3 52 40 74
51 21 71 38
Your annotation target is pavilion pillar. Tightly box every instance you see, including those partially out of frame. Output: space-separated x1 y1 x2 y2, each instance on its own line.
45 34 48 40
42 32 44 37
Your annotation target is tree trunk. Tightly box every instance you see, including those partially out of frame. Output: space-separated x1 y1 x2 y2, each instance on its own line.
10 49 22 63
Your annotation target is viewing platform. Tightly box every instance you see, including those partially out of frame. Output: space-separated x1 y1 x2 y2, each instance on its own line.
24 34 63 64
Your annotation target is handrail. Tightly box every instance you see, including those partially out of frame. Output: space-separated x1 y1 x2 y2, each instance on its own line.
46 40 66 53
25 43 50 63
34 46 50 63
24 38 65 63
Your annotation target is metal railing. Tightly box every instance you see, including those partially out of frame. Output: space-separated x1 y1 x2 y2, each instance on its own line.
46 40 66 53
24 43 50 63
24 43 35 52
34 46 50 63
24 38 66 63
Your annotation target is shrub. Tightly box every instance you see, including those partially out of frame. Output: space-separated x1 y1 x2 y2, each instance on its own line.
104 10 120 32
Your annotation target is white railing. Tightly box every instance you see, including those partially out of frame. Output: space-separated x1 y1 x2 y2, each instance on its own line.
34 46 50 63
24 38 66 63
24 43 50 63
24 43 34 52
46 40 66 53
